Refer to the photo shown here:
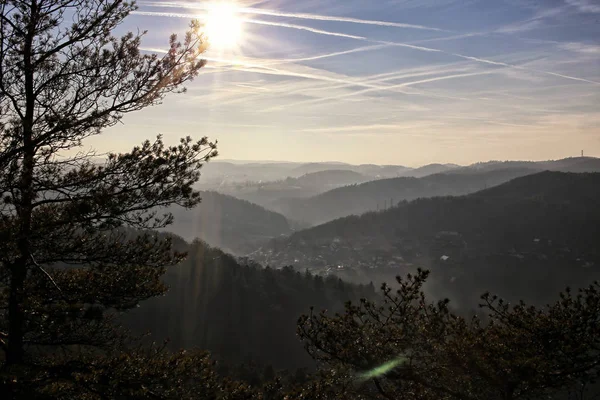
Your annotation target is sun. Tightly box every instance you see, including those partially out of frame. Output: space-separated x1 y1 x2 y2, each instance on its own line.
204 2 243 50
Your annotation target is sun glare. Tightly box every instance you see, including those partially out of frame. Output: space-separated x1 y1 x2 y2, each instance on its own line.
204 2 243 50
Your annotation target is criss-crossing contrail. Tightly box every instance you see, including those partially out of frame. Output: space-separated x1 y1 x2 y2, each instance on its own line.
143 45 494 106
218 63 479 104
219 64 414 93
262 70 493 112
205 64 476 107
134 10 600 87
346 38 600 86
449 54 600 85
239 17 367 40
139 1 448 32
238 7 447 31
132 11 367 40
411 32 487 44
142 46 408 88
262 65 478 103
142 48 417 94
156 49 474 104
264 44 393 65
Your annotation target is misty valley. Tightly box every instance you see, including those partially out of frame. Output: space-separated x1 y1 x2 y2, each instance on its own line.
2 0 600 398
133 158 600 379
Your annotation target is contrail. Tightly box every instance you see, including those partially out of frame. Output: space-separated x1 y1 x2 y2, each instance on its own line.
141 45 462 93
134 10 600 86
297 69 485 102
391 70 498 89
238 7 447 32
132 11 367 40
153 48 414 93
221 64 412 92
263 70 491 112
263 65 478 103
204 65 475 107
450 54 600 85
195 58 474 105
138 1 448 32
215 61 478 105
361 39 600 86
147 36 390 66
410 32 486 44
264 44 393 64
239 17 367 40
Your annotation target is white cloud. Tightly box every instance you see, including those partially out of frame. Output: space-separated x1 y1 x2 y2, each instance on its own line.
559 42 600 55
566 0 600 13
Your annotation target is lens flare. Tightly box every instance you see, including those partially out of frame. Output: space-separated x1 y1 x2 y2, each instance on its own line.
356 357 407 382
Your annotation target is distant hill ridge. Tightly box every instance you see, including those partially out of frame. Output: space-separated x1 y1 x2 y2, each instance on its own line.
274 166 540 225
202 156 600 183
454 157 600 174
273 171 600 250
200 157 600 223
163 191 293 255
251 171 600 305
472 170 600 201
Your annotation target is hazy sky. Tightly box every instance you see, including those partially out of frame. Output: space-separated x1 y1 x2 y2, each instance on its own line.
90 0 599 166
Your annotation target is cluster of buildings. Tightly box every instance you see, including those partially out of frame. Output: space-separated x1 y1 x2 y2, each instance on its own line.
246 231 597 280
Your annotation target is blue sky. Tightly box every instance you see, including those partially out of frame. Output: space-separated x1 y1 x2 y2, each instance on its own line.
92 0 600 166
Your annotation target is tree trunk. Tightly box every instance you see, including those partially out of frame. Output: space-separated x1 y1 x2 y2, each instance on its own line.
6 263 27 365
6 0 37 366
6 137 35 365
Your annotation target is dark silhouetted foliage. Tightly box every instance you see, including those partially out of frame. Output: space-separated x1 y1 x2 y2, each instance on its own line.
126 240 377 371
0 0 223 397
297 269 600 400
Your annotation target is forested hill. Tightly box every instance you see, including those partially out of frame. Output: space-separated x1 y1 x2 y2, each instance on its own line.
455 156 600 174
216 169 372 209
125 241 376 370
403 163 460 177
163 191 293 255
472 170 600 202
253 172 600 306
277 167 539 225
292 169 368 187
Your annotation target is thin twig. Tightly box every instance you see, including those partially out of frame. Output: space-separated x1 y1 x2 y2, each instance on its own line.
30 253 63 295
0 330 8 351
